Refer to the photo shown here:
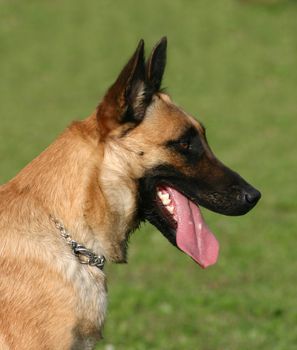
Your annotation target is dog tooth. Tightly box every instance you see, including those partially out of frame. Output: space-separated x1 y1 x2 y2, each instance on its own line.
157 192 173 207
162 193 170 200
158 194 165 202
162 197 171 205
167 205 174 214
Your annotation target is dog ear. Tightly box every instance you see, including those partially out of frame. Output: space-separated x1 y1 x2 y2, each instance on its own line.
97 39 150 136
146 36 167 92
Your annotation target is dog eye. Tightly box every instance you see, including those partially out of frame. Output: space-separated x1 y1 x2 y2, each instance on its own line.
179 140 191 150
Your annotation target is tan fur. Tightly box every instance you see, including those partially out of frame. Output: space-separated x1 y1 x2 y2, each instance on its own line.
0 114 108 349
0 38 208 348
0 89 197 348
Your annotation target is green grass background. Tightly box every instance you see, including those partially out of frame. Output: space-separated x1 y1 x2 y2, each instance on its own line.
0 1 296 349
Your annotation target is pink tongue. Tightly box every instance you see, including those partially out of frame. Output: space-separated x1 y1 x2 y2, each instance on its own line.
166 187 219 269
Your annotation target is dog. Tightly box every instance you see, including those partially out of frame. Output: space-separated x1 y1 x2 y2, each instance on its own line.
0 37 261 349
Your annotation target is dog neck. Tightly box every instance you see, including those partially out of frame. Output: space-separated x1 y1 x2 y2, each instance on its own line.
7 113 131 262
50 215 106 270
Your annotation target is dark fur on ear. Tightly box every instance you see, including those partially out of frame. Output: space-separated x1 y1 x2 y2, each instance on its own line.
97 39 147 136
146 36 167 92
96 37 168 137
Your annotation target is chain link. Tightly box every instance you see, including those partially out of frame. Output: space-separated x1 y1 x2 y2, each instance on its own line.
50 215 105 270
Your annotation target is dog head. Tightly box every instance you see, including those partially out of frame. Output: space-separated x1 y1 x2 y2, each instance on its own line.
95 38 261 267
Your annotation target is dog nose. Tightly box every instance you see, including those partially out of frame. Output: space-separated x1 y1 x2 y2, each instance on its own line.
244 189 261 205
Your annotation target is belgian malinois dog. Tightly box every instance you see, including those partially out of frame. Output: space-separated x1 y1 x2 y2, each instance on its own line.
0 37 260 349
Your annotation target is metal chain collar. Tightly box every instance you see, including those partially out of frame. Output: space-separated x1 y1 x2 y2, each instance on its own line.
50 215 105 270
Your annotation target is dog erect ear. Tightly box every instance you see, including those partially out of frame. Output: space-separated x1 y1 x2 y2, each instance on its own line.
146 36 167 92
97 39 150 136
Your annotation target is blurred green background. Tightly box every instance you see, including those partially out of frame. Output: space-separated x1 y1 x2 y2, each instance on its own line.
0 1 296 349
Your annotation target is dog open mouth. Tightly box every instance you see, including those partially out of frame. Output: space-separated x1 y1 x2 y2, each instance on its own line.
156 186 219 269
